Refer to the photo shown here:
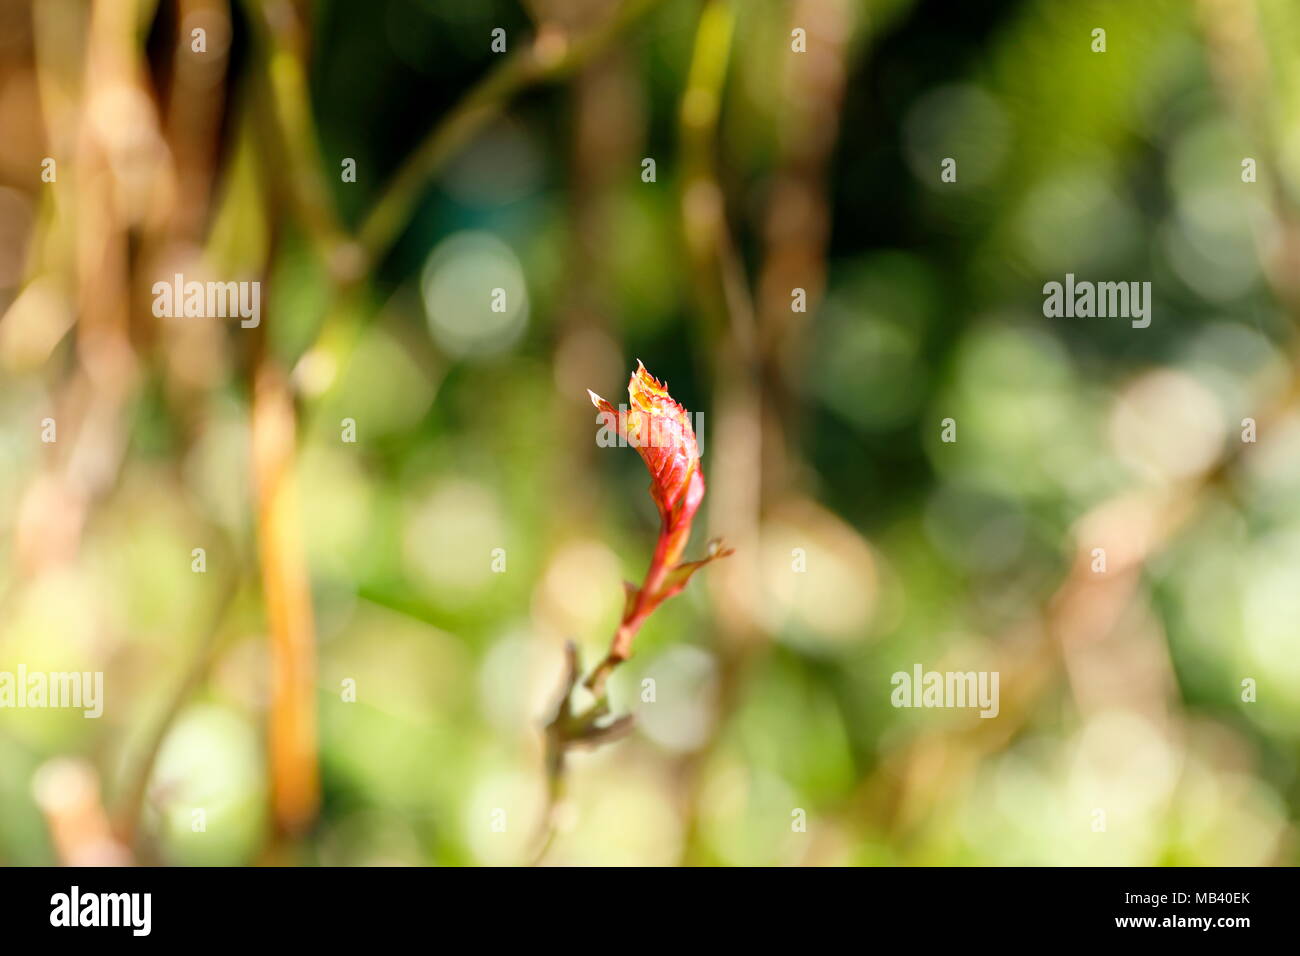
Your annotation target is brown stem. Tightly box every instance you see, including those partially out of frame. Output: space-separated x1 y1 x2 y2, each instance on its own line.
583 622 638 699
534 641 634 864
251 362 321 837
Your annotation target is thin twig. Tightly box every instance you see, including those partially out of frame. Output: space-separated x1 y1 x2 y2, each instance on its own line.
114 571 241 850
533 641 634 864
358 0 665 263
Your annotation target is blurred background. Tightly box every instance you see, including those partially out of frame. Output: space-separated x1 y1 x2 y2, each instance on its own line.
1 0 1298 866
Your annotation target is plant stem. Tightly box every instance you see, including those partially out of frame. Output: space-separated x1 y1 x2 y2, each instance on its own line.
358 0 665 263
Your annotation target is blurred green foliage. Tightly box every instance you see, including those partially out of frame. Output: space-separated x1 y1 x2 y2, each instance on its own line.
1 0 1298 866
